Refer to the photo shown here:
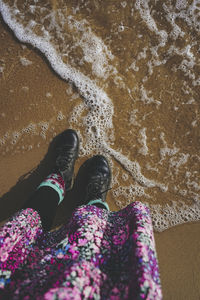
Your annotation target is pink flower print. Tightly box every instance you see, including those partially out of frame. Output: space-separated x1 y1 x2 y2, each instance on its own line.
85 232 93 241
90 243 99 253
30 220 36 228
112 235 119 245
95 231 103 238
140 277 151 296
56 250 64 259
71 251 79 259
112 287 120 293
27 215 32 223
3 237 11 247
44 287 81 300
52 174 58 179
0 251 8 262
102 239 109 249
83 286 90 297
69 241 76 250
76 267 83 277
32 211 38 217
112 232 126 245
88 224 98 231
141 246 150 263
69 244 79 260
74 276 86 289
101 272 107 281
136 241 144 248
135 246 144 258
118 230 127 242
110 287 121 300
81 261 92 273
91 268 101 284
94 237 101 247
78 238 87 247
137 225 148 234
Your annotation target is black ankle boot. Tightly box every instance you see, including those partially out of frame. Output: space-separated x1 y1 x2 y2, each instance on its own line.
81 155 111 206
55 129 79 191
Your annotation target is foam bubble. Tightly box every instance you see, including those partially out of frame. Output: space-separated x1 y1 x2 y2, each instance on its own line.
39 122 49 131
106 145 167 191
0 65 5 73
138 128 148 155
135 0 168 46
66 85 73 95
176 0 187 10
186 171 200 192
0 1 115 154
11 131 21 145
22 124 35 134
1 0 199 232
130 60 139 72
22 86 29 92
137 47 147 60
129 109 140 125
191 120 197 127
66 15 116 80
113 183 146 201
159 132 179 161
19 56 32 66
118 25 125 32
146 163 158 173
121 1 127 8
122 172 129 181
150 201 200 232
170 153 189 173
57 111 65 121
140 85 161 106
46 92 52 98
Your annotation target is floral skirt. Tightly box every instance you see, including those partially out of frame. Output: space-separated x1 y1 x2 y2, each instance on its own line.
0 201 162 299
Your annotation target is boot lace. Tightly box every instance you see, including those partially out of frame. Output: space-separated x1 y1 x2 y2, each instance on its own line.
56 146 75 170
86 174 111 199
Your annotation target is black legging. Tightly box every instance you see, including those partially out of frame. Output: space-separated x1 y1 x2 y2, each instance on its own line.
23 186 106 231
22 186 59 231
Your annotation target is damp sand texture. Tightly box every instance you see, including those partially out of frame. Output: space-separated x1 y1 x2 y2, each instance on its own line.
0 1 200 299
0 0 200 231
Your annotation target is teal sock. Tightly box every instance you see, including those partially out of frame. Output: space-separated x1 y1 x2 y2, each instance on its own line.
37 172 65 205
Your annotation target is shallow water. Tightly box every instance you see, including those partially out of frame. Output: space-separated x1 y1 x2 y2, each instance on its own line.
0 0 200 231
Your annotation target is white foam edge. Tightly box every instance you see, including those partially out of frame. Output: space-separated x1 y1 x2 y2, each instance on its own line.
149 201 200 232
0 1 113 121
135 0 168 46
104 144 167 191
1 1 172 220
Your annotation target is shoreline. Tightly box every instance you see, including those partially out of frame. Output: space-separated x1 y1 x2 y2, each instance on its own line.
0 16 200 299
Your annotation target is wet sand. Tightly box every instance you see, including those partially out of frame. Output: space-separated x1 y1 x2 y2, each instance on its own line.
0 17 200 300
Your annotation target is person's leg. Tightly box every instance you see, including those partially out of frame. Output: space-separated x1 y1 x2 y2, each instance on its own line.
24 187 59 230
0 129 79 290
22 172 65 231
0 178 62 289
23 129 79 231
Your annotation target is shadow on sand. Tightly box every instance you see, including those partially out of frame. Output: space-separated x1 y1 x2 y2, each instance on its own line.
0 130 89 231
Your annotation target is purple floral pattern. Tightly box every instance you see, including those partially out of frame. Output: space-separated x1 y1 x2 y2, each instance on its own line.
0 202 162 299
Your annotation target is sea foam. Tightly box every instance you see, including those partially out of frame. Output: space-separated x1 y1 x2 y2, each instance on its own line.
0 0 200 231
